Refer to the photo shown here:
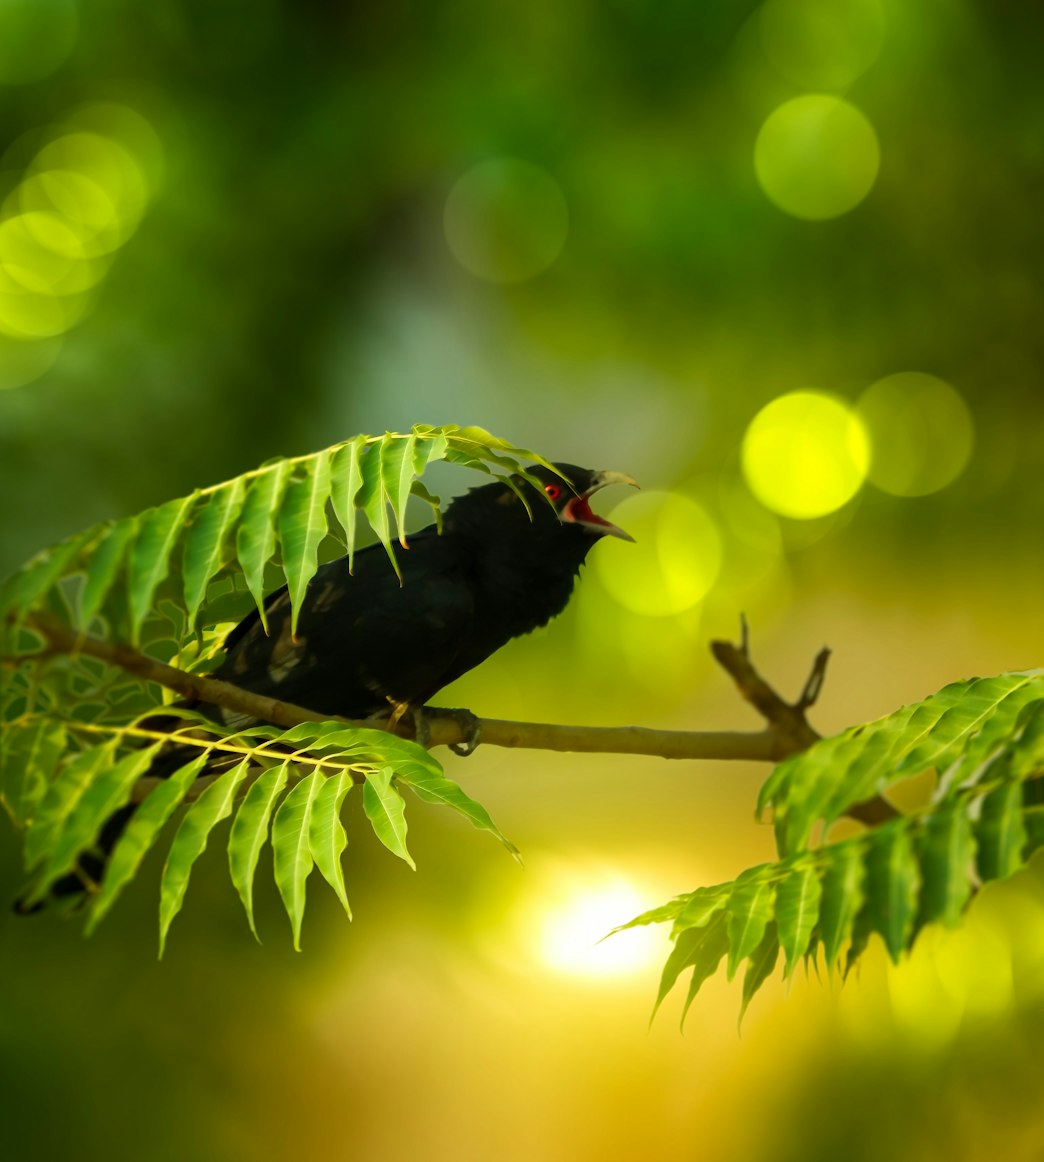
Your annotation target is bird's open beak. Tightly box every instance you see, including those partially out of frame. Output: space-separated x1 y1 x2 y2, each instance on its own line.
562 469 640 541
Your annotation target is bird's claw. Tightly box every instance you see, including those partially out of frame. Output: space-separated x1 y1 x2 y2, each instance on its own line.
416 706 482 756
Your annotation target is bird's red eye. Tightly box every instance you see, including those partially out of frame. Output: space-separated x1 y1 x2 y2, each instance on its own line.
544 483 562 501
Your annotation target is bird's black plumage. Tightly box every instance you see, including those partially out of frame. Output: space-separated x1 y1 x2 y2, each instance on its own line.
22 462 635 910
210 462 635 727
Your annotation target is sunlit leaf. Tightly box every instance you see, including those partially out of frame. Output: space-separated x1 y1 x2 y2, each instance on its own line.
228 760 290 940
278 452 332 638
362 766 415 869
329 435 368 572
0 719 67 827
78 519 137 628
86 752 209 935
0 529 92 624
158 757 252 956
356 437 400 580
397 763 519 860
182 478 245 629
916 802 975 927
776 861 822 977
308 770 353 919
31 741 165 901
126 495 197 644
23 741 116 872
676 912 730 1026
380 433 416 548
236 463 291 629
818 838 866 969
976 782 1028 881
271 768 324 950
739 922 780 1025
863 819 921 963
725 867 777 979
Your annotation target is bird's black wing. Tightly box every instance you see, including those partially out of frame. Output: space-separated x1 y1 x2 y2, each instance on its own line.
211 526 477 722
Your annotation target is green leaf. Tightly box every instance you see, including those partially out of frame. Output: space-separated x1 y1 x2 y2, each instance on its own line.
409 480 444 533
126 494 197 644
0 719 67 827
329 435 368 572
78 519 137 628
23 742 116 872
863 820 921 963
739 922 781 1025
308 770 353 919
228 760 289 940
976 782 1028 881
362 766 415 869
396 763 519 860
818 838 867 969
381 433 416 548
672 884 731 935
0 529 91 622
356 436 400 581
158 757 252 957
86 752 208 935
725 867 777 979
182 479 245 629
271 769 324 950
760 671 1044 854
31 742 165 901
236 463 291 629
606 895 689 937
673 912 730 1026
776 862 823 978
916 802 976 927
277 453 332 638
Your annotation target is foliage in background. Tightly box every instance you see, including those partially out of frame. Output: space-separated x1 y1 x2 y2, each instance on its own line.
622 672 1044 1021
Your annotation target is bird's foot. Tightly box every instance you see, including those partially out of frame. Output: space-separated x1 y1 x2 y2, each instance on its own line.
416 706 483 756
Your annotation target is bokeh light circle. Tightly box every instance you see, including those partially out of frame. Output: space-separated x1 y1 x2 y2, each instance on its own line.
754 94 880 220
444 158 569 284
593 491 722 617
759 0 885 90
0 0 78 85
857 372 975 496
741 390 869 519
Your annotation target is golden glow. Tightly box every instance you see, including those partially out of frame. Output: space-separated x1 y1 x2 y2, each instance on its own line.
857 372 975 496
444 158 569 284
594 490 722 617
528 867 668 979
741 390 869 519
759 0 885 90
754 95 880 220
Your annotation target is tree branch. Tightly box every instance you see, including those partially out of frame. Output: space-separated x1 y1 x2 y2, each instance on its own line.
14 612 896 825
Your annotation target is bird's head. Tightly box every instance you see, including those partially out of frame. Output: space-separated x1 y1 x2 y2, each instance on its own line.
527 463 639 542
445 462 639 546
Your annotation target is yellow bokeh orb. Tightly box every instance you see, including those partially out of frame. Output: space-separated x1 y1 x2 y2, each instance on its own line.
444 158 569 284
759 0 885 90
593 491 722 617
754 94 880 220
741 390 869 519
857 371 975 496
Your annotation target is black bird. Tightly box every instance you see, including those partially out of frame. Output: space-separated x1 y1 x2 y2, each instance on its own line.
25 463 635 909
210 462 637 734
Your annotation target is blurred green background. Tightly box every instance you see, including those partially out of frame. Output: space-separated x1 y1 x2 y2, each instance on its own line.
2 1 1044 1159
